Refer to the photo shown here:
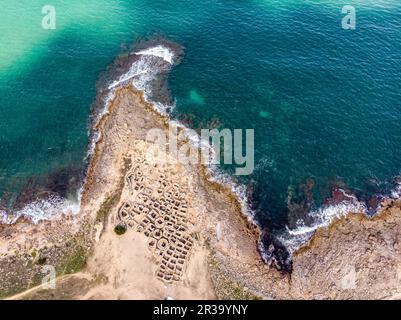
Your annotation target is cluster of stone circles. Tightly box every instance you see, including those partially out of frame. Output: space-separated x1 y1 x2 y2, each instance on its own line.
116 162 193 283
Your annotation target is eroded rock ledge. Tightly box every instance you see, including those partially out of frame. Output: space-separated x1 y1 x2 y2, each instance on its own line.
291 200 401 299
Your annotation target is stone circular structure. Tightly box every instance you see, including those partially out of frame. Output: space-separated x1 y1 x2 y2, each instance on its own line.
157 238 169 251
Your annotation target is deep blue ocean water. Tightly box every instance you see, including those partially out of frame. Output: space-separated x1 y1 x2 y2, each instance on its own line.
1 1 400 256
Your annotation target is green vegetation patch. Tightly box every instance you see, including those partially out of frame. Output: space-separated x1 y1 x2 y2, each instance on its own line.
59 245 88 276
114 224 127 235
208 254 262 300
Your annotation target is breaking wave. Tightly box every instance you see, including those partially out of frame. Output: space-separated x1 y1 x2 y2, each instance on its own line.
107 44 176 115
277 190 366 257
0 195 80 225
264 179 401 268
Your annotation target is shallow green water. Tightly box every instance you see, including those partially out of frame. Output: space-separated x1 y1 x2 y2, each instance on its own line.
0 1 400 235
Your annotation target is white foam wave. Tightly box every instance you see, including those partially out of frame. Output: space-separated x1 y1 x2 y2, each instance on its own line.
276 190 366 256
0 195 80 225
107 45 175 115
391 180 401 198
135 45 174 64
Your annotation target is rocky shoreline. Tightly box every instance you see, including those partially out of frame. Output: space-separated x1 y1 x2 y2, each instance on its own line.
1 42 401 299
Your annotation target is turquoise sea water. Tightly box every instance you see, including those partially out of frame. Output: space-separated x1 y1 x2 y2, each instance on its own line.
1 1 400 258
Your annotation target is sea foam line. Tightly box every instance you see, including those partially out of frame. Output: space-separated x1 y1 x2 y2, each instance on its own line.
276 189 366 257
0 195 80 225
135 45 175 64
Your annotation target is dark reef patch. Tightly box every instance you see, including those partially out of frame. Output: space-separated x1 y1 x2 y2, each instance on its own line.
0 165 82 216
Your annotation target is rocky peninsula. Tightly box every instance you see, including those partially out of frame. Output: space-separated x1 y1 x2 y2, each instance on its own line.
1 42 401 300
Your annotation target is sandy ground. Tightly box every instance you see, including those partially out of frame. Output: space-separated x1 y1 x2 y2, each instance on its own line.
78 226 214 300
